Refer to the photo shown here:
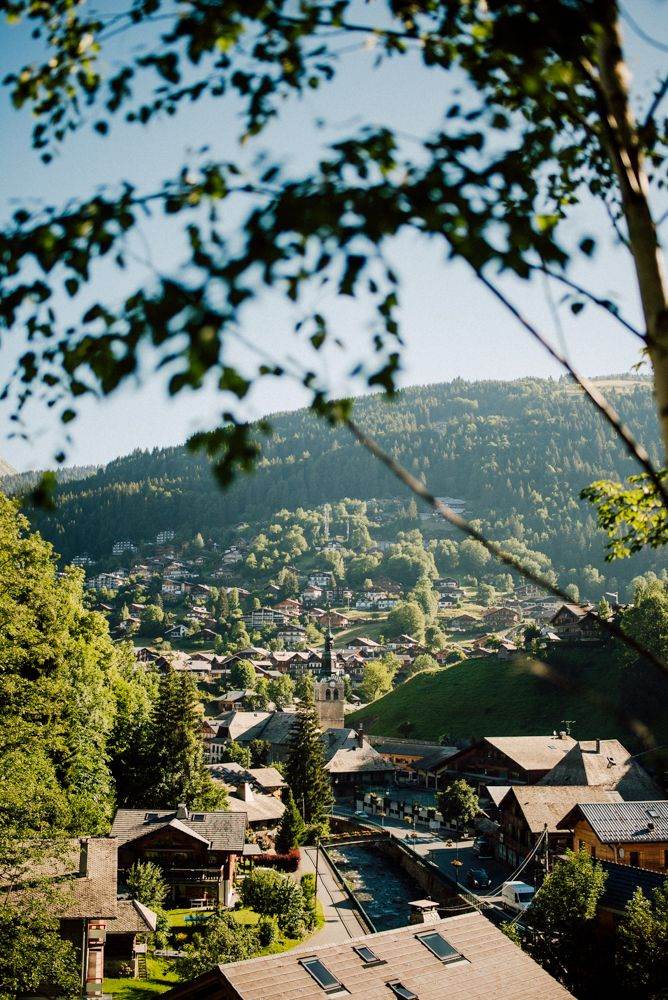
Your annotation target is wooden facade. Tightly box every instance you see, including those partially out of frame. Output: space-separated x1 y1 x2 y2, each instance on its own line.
118 825 237 907
571 817 668 871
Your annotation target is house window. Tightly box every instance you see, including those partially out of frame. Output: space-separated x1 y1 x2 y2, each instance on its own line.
353 945 384 967
300 958 346 994
630 851 640 867
590 846 596 860
416 932 466 965
578 840 586 852
387 983 417 1000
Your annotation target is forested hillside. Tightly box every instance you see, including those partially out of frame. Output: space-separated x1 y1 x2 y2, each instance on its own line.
23 376 663 592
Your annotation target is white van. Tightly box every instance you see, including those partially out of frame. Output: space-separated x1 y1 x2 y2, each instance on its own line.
501 881 535 913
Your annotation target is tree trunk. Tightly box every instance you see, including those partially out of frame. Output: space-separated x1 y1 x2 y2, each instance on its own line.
595 1 668 465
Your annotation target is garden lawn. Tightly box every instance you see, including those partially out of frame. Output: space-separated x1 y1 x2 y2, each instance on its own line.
103 958 178 998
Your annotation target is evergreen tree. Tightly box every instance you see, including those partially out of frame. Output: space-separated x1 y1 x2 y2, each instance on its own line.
284 695 333 825
148 667 226 809
275 789 306 854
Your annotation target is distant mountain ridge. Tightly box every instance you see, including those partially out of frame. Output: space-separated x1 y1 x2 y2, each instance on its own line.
19 375 662 590
0 457 16 478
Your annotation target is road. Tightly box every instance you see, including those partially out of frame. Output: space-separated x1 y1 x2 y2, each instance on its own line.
298 845 369 946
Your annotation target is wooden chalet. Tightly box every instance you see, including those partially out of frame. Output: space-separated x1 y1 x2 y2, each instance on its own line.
557 800 668 870
111 805 246 908
435 734 576 788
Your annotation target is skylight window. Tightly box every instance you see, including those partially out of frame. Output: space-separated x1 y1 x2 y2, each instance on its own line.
300 957 345 994
416 932 465 965
353 945 384 966
387 982 417 1000
144 812 159 821
191 814 205 822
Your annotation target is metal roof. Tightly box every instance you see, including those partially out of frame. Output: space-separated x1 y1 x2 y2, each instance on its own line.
568 800 668 843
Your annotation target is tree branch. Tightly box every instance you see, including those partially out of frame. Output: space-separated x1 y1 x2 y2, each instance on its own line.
531 264 644 339
345 416 668 680
465 263 668 511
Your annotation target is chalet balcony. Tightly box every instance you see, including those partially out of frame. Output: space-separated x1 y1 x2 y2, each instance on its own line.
119 865 224 885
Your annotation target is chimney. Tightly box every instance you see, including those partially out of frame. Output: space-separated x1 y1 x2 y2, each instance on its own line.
356 724 365 749
558 731 567 740
176 803 189 819
595 739 601 754
79 838 89 877
408 899 440 925
239 782 255 803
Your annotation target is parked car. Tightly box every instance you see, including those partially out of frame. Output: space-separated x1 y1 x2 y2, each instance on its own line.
467 867 492 889
501 881 535 913
473 837 493 859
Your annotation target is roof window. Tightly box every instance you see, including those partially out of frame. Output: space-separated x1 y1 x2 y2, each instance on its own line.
191 813 205 822
300 957 346 994
353 944 385 966
416 931 466 965
387 982 417 1000
144 812 159 822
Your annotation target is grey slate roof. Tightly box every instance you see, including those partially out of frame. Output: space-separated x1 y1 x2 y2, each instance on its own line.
597 859 667 913
110 898 159 934
560 800 668 843
110 808 247 853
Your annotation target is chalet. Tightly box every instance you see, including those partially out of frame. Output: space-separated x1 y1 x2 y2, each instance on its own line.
0 838 157 991
301 584 324 607
447 613 480 631
113 539 137 555
558 800 668 870
548 603 602 641
436 734 577 787
156 529 175 543
274 598 302 615
349 636 383 656
135 646 160 663
496 639 519 659
386 634 427 653
277 623 307 645
538 739 664 800
210 690 257 713
317 610 351 629
369 737 457 786
111 805 246 908
339 652 366 684
308 570 336 589
495 785 622 867
322 727 396 789
86 571 126 591
483 606 521 629
243 606 287 628
435 577 460 592
162 578 191 597
165 622 189 639
162 910 574 1000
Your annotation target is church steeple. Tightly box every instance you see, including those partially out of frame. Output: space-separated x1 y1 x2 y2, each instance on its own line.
321 624 337 676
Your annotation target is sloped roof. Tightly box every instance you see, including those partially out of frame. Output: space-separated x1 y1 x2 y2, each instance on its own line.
538 740 663 800
110 809 246 852
504 786 622 834
486 785 512 809
161 911 574 1000
227 792 285 825
598 859 666 912
1 838 117 920
110 898 159 934
207 762 286 791
325 745 395 775
484 735 576 772
558 800 668 843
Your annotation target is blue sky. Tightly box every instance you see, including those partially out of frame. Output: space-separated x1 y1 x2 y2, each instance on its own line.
0 1 666 471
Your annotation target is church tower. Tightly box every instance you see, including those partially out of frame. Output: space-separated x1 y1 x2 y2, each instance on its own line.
314 675 345 729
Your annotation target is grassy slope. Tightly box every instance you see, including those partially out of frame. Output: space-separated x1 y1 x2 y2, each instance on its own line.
346 647 668 750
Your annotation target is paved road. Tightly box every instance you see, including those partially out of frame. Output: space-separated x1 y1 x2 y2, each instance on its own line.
298 845 369 946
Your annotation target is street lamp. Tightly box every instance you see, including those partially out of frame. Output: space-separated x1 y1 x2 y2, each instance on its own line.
451 858 463 886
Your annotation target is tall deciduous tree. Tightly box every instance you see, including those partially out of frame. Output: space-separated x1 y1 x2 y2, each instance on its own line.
617 881 668 999
522 849 607 995
284 695 333 826
437 780 480 831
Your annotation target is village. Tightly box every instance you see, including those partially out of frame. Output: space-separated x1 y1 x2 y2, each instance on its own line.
3 523 663 1000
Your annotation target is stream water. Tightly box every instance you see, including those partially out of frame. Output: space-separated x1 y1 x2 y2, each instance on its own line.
327 842 422 931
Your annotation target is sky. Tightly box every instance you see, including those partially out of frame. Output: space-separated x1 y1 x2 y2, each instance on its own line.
0 1 666 472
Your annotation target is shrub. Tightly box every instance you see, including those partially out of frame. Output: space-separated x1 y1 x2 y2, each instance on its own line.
257 916 278 947
253 848 300 872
